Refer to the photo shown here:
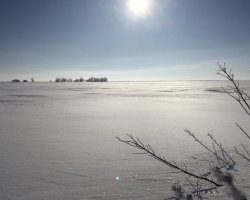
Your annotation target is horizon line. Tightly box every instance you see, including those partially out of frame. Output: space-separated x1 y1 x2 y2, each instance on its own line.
1 79 250 83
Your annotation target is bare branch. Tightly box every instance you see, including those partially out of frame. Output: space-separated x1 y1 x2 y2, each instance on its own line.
117 134 222 187
242 144 250 158
236 123 250 141
234 147 250 163
185 129 234 169
207 133 236 166
217 63 250 116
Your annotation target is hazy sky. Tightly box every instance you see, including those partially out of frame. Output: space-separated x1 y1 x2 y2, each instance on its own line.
0 0 250 81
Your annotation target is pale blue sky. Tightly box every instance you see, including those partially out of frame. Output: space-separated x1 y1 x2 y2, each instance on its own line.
0 0 250 81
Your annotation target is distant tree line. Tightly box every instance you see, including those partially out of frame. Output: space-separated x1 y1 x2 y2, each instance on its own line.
11 78 35 83
86 77 108 82
55 78 74 82
55 77 108 82
11 77 108 83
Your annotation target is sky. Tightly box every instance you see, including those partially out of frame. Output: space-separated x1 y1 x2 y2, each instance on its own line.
0 0 250 81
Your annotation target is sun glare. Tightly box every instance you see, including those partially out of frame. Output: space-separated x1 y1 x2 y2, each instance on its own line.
127 0 152 18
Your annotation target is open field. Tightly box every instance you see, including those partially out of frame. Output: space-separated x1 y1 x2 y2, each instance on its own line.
0 81 250 199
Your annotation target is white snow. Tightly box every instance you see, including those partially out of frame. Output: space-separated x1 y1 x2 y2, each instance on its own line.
0 81 249 199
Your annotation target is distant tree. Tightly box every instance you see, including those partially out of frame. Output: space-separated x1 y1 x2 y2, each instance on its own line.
55 78 61 82
87 77 94 82
79 77 85 82
61 78 66 82
31 78 35 82
23 80 28 82
101 77 108 82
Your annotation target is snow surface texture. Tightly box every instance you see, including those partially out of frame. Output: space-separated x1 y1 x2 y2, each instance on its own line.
0 81 249 200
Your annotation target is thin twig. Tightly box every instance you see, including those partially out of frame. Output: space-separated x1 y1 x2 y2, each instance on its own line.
236 123 250 140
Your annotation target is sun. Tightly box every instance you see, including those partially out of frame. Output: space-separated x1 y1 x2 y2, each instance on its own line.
127 0 152 18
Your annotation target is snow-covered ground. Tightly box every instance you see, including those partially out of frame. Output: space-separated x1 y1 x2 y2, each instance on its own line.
0 81 249 200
